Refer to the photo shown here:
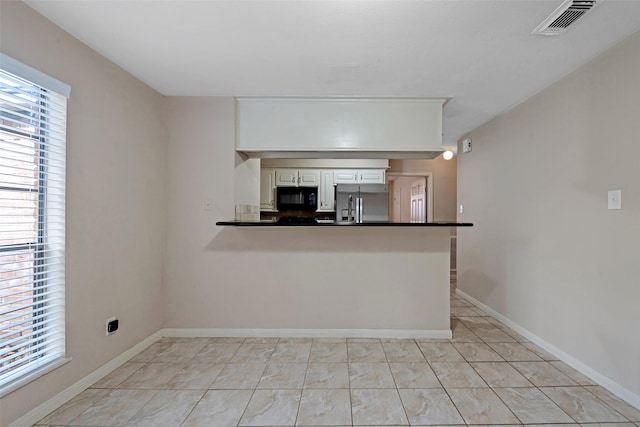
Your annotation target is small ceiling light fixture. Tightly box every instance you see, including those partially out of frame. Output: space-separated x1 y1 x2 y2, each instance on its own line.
443 150 454 160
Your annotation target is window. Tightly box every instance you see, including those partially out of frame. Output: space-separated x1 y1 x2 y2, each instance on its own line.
0 54 69 395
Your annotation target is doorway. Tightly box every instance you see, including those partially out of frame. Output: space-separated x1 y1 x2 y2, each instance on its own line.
387 173 433 223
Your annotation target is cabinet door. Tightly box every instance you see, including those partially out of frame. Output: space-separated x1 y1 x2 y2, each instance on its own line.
298 169 320 187
260 169 276 211
318 170 335 212
276 169 298 186
358 169 385 184
334 169 358 184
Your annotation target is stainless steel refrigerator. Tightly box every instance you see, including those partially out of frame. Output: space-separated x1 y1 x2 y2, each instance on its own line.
335 184 389 223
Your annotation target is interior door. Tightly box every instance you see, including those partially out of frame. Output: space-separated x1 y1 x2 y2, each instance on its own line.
410 178 426 223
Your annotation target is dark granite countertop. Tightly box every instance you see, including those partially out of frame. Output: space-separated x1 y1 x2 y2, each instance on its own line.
216 220 473 227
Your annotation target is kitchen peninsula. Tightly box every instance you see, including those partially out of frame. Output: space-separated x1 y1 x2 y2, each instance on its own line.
214 222 471 338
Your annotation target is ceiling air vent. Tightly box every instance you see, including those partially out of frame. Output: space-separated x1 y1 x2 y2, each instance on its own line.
532 0 599 36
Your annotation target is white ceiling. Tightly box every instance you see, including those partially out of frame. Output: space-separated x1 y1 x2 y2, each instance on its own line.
23 0 640 150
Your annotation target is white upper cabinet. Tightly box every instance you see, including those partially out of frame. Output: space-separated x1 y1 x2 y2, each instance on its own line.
334 169 385 184
236 97 446 159
333 169 358 184
318 171 335 212
275 169 298 186
298 169 320 187
358 169 385 184
276 169 320 187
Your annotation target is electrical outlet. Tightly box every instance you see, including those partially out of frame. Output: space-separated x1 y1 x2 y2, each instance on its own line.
459 203 464 214
462 138 472 153
106 317 119 336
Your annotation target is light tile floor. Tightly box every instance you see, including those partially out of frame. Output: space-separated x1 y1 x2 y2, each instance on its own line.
37 290 640 426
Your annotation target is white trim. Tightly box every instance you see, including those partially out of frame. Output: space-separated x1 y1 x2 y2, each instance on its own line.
163 328 452 340
456 288 640 410
8 330 163 427
0 53 71 98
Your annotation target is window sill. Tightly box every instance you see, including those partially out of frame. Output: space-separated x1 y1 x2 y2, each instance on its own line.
0 357 72 398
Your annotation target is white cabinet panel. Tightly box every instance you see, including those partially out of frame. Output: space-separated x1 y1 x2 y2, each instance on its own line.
318 170 335 212
358 169 385 184
298 169 320 187
276 169 298 186
334 169 385 184
333 169 358 184
260 169 276 211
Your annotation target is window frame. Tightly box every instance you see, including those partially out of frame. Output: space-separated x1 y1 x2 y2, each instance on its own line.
0 53 70 397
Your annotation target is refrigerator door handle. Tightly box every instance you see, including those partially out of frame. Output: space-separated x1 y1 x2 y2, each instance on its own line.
356 197 363 223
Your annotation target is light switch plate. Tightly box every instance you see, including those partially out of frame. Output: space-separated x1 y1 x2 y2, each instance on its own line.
608 189 621 210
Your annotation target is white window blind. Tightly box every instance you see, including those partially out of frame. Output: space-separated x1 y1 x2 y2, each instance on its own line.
0 55 68 395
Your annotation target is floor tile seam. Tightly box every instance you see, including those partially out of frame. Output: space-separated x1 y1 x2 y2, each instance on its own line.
105 360 152 389
292 384 304 427
395 385 419 425
345 339 353 396
236 387 259 427
174 388 209 427
433 375 471 426
488 384 536 426
295 351 312 392
68 387 160 427
465 362 525 390
509 360 579 387
578 385 635 422
347 365 354 427
519 385 577 424
448 346 507 364
379 338 392 364
537 385 634 423
535 386 589 424
585 385 640 420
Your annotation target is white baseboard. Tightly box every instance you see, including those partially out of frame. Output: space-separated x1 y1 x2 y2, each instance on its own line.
163 328 453 340
456 288 640 410
9 330 163 427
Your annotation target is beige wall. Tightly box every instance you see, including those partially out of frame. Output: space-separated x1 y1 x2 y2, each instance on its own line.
457 29 640 402
0 2 165 425
388 157 457 222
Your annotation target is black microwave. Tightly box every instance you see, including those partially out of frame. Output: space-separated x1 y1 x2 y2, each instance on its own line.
277 187 318 211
